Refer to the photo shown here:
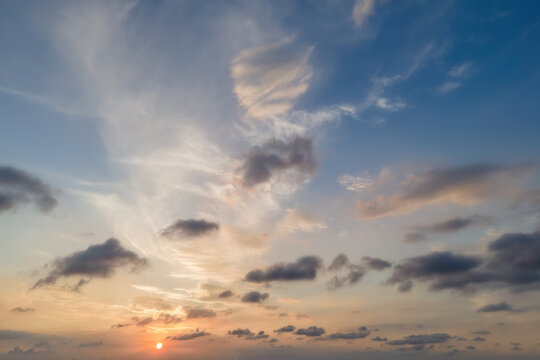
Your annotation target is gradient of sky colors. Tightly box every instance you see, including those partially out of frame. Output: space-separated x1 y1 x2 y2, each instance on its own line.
1 1 540 359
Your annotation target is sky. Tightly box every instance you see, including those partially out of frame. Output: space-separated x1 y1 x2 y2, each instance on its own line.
1 0 540 359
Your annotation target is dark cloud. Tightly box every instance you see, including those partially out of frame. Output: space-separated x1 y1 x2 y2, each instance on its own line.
239 136 317 188
372 336 387 342
245 256 323 283
0 330 33 340
228 328 254 337
327 254 391 290
0 166 57 213
387 251 483 292
245 331 269 340
467 346 476 350
133 313 183 326
477 302 513 312
161 218 219 238
169 331 208 341
184 307 216 319
387 333 451 345
295 326 326 337
77 341 103 347
241 291 269 303
33 238 148 290
327 327 370 339
219 290 233 298
7 341 51 355
472 336 486 342
404 215 491 242
11 307 35 313
111 323 129 329
362 256 392 270
357 163 531 218
274 325 296 333
227 328 269 340
472 331 490 335
389 231 540 292
328 254 349 271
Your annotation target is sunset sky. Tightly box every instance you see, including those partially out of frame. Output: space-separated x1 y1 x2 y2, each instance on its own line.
1 1 540 359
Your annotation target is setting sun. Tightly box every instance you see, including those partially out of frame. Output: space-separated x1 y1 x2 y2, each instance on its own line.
156 342 163 350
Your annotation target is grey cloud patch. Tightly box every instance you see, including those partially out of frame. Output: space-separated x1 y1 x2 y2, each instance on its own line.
357 163 531 218
168 330 208 341
11 307 35 313
133 313 183 326
228 329 268 340
184 307 216 319
372 336 387 342
0 166 57 213
241 291 269 303
327 254 392 290
219 290 233 298
228 329 253 337
327 327 370 340
161 218 219 239
77 341 103 347
477 302 513 312
387 333 451 346
389 230 540 292
274 325 296 333
404 215 491 242
33 238 148 290
239 136 317 189
295 326 326 337
7 341 51 355
245 256 323 283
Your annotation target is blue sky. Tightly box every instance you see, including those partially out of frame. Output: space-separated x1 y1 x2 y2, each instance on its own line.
1 1 540 359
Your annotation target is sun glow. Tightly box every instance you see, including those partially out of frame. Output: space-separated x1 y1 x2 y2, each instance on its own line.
156 342 163 350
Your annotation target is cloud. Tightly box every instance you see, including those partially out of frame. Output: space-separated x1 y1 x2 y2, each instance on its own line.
477 302 513 312
245 256 323 283
372 336 387 342
133 313 183 326
77 341 104 347
33 238 148 290
11 307 35 313
231 37 313 119
245 331 269 340
183 306 216 319
228 329 254 337
0 166 57 213
472 336 486 342
338 174 373 192
352 0 375 28
276 209 327 234
327 254 391 290
168 331 208 341
404 215 491 243
241 291 269 303
389 230 540 292
327 327 370 339
7 341 51 355
239 136 317 189
131 296 174 311
161 218 219 239
356 163 531 219
295 326 326 337
219 290 233 298
472 331 490 335
227 329 269 340
274 325 296 333
449 62 474 78
437 81 461 93
387 333 451 346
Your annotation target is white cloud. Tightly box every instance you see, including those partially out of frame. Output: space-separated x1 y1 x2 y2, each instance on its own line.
276 209 327 234
231 37 314 119
449 62 474 78
352 0 376 28
438 81 461 93
338 174 373 192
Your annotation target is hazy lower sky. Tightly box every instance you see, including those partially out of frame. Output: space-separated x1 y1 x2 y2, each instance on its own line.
1 1 540 359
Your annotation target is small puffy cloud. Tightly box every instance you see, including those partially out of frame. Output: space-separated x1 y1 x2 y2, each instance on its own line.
228 329 254 337
372 336 387 342
219 290 233 298
295 326 326 337
387 333 451 346
168 331 208 341
277 209 327 234
338 174 373 192
327 254 391 290
437 81 461 93
327 327 370 340
239 136 317 189
231 37 313 119
161 218 219 239
33 238 148 290
228 329 268 340
245 256 323 283
473 336 486 342
241 291 269 303
0 166 57 213
274 325 296 333
11 307 35 313
477 302 513 312
352 0 375 28
356 163 531 219
362 256 392 270
449 62 474 78
183 306 216 319
328 254 350 271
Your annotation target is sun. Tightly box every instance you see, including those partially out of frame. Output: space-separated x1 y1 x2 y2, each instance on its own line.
156 342 163 350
